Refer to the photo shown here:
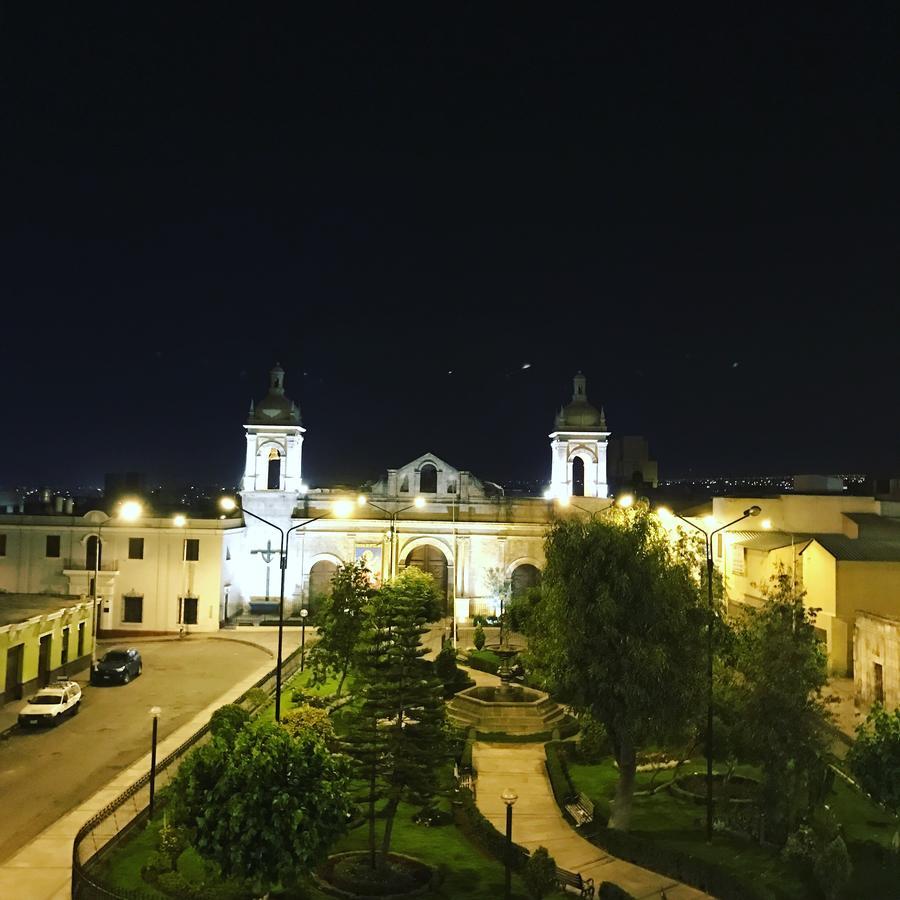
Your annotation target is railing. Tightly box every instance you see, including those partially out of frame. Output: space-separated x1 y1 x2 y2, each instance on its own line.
63 559 120 572
71 645 304 899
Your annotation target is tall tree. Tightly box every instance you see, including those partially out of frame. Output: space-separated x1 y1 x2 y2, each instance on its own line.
528 504 706 830
847 703 900 815
726 568 833 835
343 568 448 868
309 559 373 695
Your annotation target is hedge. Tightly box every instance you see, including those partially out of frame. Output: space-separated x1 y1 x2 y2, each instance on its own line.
453 787 529 872
545 741 577 812
476 716 580 744
465 651 501 675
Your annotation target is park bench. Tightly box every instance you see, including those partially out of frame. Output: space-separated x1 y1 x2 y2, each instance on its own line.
555 865 595 898
565 790 594 826
453 761 477 797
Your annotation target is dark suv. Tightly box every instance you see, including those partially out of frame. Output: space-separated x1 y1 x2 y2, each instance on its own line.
91 648 142 685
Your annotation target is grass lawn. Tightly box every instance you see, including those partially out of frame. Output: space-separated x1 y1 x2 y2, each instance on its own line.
568 753 900 900
255 667 345 725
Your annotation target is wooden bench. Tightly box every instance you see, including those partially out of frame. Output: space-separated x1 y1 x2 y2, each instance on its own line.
453 762 476 798
556 866 595 898
565 791 594 826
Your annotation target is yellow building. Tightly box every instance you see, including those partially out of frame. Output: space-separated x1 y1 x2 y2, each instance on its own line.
710 495 900 676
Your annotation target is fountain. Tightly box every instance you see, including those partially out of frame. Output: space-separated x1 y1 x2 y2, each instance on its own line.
447 633 565 735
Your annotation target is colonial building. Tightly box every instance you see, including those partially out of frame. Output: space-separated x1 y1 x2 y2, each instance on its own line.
708 494 900 676
0 369 612 698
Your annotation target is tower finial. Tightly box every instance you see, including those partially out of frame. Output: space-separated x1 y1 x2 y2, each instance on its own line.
270 364 285 395
600 406 607 431
573 372 587 401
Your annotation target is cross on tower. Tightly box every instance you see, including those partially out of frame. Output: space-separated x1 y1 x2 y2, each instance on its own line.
251 539 283 601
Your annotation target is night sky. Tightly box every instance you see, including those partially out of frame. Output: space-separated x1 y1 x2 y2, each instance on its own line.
2 5 897 490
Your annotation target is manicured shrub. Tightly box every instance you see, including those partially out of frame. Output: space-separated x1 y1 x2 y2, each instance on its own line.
524 846 557 899
577 712 609 762
280 703 335 744
453 787 528 871
242 687 268 710
209 704 250 745
545 741 576 808
474 624 486 650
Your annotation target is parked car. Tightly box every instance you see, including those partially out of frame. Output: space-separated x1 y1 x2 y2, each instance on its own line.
18 680 82 726
91 648 143 685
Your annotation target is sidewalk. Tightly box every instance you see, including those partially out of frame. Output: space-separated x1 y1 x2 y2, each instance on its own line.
473 741 713 900
0 646 279 900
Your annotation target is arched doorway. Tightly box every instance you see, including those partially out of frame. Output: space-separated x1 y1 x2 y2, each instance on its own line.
419 463 437 493
572 456 585 496
308 559 338 618
267 448 282 490
510 563 541 597
404 544 449 616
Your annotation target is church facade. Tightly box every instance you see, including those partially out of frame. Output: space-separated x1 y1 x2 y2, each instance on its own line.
0 368 612 664
231 366 612 623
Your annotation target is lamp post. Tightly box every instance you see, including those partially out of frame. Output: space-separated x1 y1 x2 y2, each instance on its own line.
501 787 518 900
672 503 761 842
300 607 309 672
220 496 344 722
90 499 143 666
149 705 161 817
355 495 426 581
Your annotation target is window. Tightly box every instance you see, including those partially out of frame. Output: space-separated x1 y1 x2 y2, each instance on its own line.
61 627 69 665
267 448 281 490
730 544 745 575
179 596 199 625
0 534 6 556
184 538 199 561
77 621 85 657
128 537 144 560
419 463 438 493
46 535 61 558
123 595 143 623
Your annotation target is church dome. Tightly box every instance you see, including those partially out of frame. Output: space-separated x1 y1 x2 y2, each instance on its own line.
248 364 302 425
554 373 608 431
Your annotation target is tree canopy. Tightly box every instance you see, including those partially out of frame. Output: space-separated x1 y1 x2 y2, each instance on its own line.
527 503 706 829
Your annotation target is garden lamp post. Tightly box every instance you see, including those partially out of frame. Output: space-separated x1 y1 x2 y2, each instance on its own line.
90 499 143 665
671 503 761 842
149 705 161 817
300 607 309 672
220 496 349 722
501 787 518 900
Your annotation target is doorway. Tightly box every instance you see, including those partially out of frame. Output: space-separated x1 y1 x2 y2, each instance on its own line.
38 634 52 687
874 662 884 704
572 457 585 496
405 545 450 616
5 644 24 701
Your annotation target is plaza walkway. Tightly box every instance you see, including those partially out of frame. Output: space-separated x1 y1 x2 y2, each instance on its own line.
473 740 714 899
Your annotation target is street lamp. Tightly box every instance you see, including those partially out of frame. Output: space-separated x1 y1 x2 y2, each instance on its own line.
90 499 143 665
501 787 518 900
149 705 161 817
300 607 309 672
220 495 349 722
672 503 761 842
355 495 426 581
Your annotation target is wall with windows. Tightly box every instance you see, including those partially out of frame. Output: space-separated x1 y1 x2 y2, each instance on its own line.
854 611 900 709
0 600 93 703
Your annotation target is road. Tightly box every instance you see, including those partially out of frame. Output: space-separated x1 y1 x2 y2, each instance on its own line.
0 636 272 863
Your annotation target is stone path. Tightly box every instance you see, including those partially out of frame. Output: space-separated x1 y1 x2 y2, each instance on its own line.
473 741 713 900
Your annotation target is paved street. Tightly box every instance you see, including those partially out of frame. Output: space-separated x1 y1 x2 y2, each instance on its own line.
0 635 273 864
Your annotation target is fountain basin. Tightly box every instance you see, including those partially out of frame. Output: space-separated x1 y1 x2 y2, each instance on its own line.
447 683 566 735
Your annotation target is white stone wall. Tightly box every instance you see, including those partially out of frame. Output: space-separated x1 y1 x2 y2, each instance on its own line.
854 612 900 709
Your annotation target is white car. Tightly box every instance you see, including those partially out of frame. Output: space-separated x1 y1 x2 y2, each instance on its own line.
18 680 82 727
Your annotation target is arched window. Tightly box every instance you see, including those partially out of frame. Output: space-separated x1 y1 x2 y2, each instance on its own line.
86 535 101 570
511 564 541 597
267 448 282 490
572 456 585 496
419 463 437 493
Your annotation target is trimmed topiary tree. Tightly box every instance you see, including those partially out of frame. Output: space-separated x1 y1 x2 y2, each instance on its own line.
524 846 557 899
280 703 335 745
209 703 250 746
474 623 486 651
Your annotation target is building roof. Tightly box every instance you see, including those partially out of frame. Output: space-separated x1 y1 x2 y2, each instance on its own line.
732 531 813 552
553 373 608 432
843 513 900 539
0 594 84 628
247 364 302 426
802 535 900 562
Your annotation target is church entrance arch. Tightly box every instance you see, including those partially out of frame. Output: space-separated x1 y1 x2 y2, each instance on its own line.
571 456 585 496
402 542 450 617
510 563 541 597
308 559 339 618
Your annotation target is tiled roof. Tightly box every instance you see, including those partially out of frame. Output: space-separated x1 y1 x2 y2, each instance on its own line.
802 535 900 562
733 531 812 552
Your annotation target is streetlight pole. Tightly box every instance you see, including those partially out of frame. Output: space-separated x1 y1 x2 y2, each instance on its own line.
149 706 161 817
501 787 518 900
220 496 336 722
673 504 761 842
357 496 425 582
299 607 309 672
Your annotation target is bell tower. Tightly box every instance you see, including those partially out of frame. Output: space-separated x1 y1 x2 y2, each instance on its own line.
242 364 305 497
549 373 611 498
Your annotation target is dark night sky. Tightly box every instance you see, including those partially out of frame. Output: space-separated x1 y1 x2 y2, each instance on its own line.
1 5 897 490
